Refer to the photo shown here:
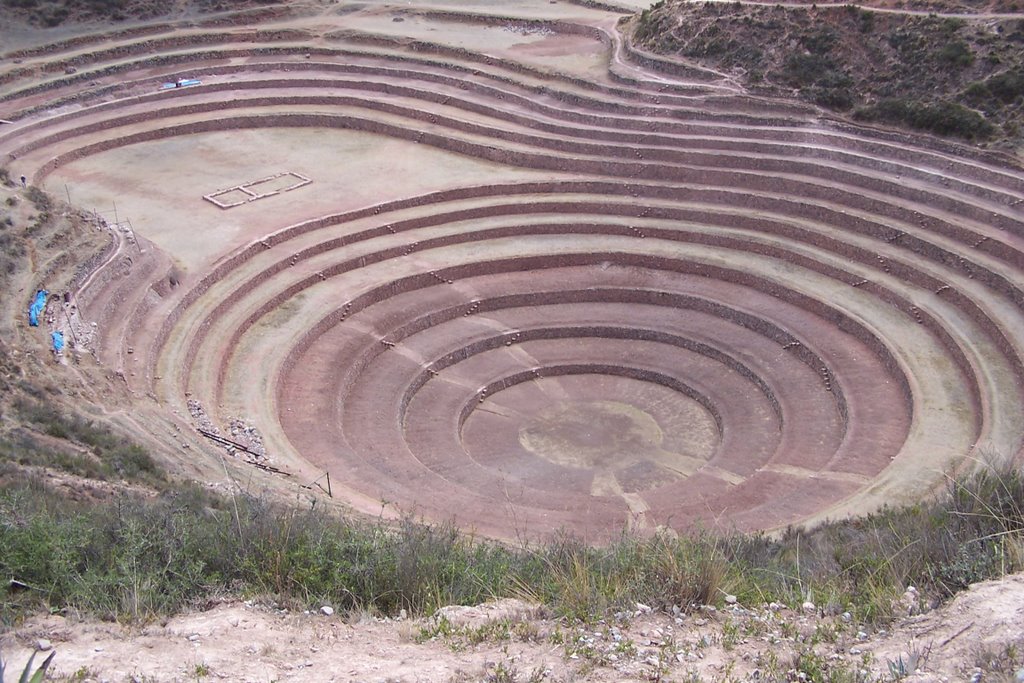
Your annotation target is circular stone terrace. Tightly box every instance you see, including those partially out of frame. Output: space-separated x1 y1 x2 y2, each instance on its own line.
2 0 1023 539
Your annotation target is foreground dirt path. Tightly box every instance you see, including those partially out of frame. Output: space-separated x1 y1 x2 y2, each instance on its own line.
3 573 1023 682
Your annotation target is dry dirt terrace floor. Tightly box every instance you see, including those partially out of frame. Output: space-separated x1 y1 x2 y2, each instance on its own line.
2 0 1023 540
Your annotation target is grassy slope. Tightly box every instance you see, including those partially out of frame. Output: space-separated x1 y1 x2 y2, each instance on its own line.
1 459 1022 628
630 2 1024 149
0 172 163 486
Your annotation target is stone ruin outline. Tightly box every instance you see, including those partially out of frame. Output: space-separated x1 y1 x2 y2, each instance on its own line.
203 171 312 209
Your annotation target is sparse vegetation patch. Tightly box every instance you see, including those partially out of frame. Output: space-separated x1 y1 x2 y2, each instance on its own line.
0 0 277 26
1 399 164 487
630 2 1024 146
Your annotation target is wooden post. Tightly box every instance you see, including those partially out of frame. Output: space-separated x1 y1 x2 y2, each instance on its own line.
62 305 79 346
128 219 142 254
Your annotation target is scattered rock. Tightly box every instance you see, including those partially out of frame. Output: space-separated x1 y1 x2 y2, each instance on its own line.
801 601 816 613
320 605 334 616
725 594 738 605
186 399 218 435
898 585 921 616
35 638 52 651
228 417 267 458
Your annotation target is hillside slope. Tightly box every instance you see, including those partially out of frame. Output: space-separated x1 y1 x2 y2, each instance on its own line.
629 2 1024 152
0 0 277 26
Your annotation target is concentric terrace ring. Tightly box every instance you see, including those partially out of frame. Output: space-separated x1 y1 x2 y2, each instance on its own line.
2 3 1022 538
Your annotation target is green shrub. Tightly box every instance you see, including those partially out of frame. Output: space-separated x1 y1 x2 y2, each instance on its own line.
634 8 668 44
937 40 974 68
962 80 992 104
987 70 1024 103
780 52 831 85
941 17 967 34
858 9 875 34
799 28 838 56
811 87 855 109
778 51 852 93
855 98 994 140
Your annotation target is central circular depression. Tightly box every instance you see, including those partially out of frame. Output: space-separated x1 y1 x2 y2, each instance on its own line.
273 258 914 537
519 399 670 468
462 374 719 496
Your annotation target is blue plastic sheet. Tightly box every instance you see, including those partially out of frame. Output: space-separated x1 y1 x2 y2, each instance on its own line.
51 331 64 354
28 289 48 327
161 79 202 90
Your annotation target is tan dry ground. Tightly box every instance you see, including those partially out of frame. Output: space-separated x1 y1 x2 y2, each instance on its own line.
2 574 1023 682
48 127 557 272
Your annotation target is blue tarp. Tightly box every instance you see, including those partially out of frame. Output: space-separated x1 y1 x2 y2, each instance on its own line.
161 79 202 90
28 289 48 327
51 331 64 354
